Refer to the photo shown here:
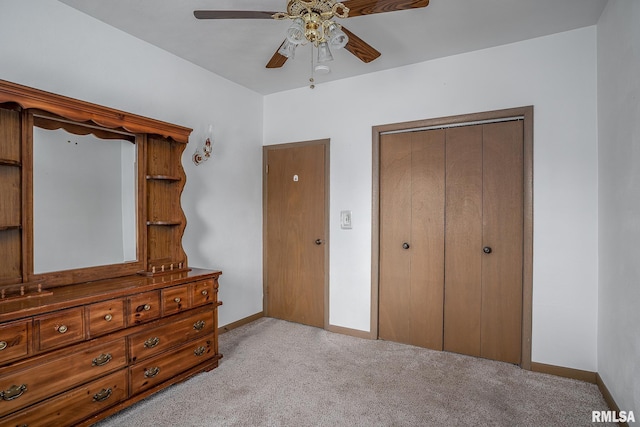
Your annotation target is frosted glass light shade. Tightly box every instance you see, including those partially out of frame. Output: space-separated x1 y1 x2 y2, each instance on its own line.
317 42 333 62
327 23 348 50
286 18 306 45
278 39 297 58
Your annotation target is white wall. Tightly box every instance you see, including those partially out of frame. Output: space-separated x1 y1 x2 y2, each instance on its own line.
0 0 265 327
597 0 640 415
264 27 599 371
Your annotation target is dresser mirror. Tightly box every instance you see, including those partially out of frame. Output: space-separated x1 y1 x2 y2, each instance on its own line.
32 116 138 274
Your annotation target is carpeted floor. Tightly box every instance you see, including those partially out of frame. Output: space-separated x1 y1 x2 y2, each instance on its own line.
95 317 614 426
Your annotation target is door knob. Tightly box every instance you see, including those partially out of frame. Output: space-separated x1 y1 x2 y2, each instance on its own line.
402 242 410 250
315 239 323 245
483 246 492 254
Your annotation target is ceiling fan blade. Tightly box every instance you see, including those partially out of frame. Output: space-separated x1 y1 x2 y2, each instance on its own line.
342 27 381 63
194 10 277 20
344 0 429 17
266 41 289 68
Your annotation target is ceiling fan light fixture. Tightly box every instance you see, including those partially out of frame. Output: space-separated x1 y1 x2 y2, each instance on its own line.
317 41 334 62
278 39 297 59
327 22 348 49
304 13 322 43
286 18 306 44
314 64 331 74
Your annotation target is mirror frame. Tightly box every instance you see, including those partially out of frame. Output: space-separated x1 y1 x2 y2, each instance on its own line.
0 80 192 288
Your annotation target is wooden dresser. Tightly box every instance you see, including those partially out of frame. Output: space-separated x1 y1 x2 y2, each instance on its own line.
0 80 222 425
0 269 221 426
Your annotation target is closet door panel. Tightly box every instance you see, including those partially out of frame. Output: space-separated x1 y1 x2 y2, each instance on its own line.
443 125 483 357
410 130 445 349
379 133 412 343
481 121 524 364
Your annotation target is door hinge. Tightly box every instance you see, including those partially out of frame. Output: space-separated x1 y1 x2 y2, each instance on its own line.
265 164 269 174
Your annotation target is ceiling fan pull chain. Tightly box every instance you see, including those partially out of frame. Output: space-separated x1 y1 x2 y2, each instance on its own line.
309 44 316 89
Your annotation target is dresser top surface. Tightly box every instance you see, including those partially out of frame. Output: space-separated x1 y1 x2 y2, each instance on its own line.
0 268 221 322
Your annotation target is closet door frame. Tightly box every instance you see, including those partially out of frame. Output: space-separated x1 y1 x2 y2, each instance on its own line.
371 106 534 369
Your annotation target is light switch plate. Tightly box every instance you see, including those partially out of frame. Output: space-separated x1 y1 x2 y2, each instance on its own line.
340 210 352 229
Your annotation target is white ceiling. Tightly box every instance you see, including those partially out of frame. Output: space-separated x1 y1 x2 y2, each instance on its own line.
57 0 607 95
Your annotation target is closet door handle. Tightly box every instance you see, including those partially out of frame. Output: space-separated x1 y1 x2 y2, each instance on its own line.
402 242 410 250
315 239 323 245
483 246 492 254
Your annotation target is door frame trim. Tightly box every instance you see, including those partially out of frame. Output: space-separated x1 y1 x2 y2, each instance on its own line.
371 107 533 369
262 139 330 330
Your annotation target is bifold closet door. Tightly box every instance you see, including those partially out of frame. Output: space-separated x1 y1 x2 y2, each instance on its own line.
443 121 524 364
379 129 445 350
479 121 523 364
442 125 484 358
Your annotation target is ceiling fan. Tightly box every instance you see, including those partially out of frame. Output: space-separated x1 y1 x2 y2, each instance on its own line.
194 0 430 69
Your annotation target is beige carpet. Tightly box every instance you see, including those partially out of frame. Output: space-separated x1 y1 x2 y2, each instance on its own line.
95 317 613 426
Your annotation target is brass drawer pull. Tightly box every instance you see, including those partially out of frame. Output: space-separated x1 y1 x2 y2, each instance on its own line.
104 314 113 322
201 290 208 296
93 387 113 402
173 297 181 303
194 346 207 357
193 320 206 331
144 337 160 348
1 384 27 401
57 325 68 334
136 304 152 312
92 353 113 367
144 366 160 378
0 341 7 351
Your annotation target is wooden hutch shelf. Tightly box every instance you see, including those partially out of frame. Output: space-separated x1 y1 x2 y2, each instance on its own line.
0 224 21 231
0 158 20 167
146 174 182 181
146 220 183 226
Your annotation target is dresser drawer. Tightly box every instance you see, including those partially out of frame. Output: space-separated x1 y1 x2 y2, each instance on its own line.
127 291 160 326
35 307 85 351
0 337 126 417
161 284 190 315
0 320 29 365
130 336 214 395
0 368 127 427
88 298 125 337
129 308 214 363
192 279 215 307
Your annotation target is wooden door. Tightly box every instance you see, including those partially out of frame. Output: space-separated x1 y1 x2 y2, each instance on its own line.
443 121 523 364
480 121 523 364
443 125 484 357
264 141 327 328
379 129 445 350
379 132 412 344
